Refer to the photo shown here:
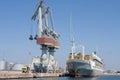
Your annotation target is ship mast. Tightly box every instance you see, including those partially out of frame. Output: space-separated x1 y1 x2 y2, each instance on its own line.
70 15 75 59
71 37 75 59
69 15 85 60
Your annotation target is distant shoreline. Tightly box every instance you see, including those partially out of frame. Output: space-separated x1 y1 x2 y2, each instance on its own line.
103 73 120 76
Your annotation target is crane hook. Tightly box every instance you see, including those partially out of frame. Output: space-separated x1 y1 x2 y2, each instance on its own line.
34 34 38 40
29 35 33 40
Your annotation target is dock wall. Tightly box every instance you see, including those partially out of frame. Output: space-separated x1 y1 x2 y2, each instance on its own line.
0 71 60 79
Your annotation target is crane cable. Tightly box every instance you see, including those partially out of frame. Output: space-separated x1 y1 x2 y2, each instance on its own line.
29 20 33 40
34 22 38 40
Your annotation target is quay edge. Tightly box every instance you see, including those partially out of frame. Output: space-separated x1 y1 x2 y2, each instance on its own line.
0 71 61 79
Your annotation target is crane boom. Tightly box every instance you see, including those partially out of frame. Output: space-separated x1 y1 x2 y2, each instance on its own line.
31 0 44 20
30 0 60 48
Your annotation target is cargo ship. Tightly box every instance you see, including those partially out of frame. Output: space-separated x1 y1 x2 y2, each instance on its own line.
66 39 104 77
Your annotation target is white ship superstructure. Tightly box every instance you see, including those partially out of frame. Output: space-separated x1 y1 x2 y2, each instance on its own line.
67 48 104 77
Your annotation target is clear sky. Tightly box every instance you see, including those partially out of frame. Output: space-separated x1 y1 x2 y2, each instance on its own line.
0 0 120 70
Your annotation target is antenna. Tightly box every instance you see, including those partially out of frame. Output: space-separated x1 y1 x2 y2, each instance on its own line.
70 14 73 43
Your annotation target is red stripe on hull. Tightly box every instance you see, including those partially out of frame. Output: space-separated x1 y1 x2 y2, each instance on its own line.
70 74 99 78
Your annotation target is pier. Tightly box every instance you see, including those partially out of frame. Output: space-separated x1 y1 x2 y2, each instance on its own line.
0 71 61 79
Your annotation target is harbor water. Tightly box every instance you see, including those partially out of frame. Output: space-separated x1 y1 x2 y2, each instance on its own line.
8 75 120 80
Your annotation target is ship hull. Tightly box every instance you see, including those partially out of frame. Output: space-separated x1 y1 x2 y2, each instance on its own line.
67 59 103 77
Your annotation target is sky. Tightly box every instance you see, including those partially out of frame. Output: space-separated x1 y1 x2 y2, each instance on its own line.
0 0 120 70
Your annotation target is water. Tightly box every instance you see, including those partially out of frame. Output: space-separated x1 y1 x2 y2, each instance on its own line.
8 75 120 80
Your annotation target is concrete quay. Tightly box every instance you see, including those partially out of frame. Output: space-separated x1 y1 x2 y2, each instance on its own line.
0 71 60 79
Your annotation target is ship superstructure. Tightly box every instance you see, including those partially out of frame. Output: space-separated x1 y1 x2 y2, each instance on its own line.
29 0 60 73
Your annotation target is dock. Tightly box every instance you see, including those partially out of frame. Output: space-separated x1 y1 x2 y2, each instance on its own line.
0 71 61 79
